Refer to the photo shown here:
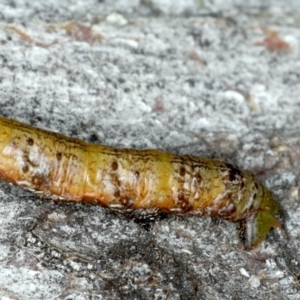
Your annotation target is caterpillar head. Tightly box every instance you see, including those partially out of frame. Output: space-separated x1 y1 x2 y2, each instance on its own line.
239 190 281 250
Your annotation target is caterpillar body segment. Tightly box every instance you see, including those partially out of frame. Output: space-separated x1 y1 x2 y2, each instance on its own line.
0 116 281 249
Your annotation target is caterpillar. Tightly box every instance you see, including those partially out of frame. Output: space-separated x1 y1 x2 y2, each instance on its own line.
0 116 281 250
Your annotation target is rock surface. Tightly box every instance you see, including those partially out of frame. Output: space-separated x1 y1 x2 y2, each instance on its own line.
0 1 300 299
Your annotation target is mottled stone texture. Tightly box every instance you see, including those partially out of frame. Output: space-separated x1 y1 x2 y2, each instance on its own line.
0 1 300 299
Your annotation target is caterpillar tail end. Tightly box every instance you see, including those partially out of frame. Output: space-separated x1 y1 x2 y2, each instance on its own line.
239 194 281 250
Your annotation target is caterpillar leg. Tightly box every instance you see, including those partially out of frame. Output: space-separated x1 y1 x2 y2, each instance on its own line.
124 208 165 231
239 211 281 250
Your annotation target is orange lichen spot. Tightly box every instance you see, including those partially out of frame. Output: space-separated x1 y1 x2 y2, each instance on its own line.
189 50 206 65
4 25 57 48
49 21 103 44
255 28 291 53
152 97 165 112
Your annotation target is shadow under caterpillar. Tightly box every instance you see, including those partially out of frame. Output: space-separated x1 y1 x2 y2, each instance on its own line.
0 116 281 250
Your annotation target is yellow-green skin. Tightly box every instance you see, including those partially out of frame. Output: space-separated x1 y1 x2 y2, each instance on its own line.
0 116 281 249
